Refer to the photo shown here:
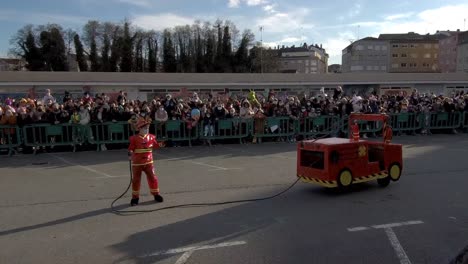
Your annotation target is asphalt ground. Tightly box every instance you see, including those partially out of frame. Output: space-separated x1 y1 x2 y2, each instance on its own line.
1 135 468 264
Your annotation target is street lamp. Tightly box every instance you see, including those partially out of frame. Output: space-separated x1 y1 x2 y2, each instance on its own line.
260 26 263 74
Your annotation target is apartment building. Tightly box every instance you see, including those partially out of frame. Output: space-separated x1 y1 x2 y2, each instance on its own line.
380 32 442 73
278 44 329 74
456 31 468 72
341 37 389 73
437 30 464 73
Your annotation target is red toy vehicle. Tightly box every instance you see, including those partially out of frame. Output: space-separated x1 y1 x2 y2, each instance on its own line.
296 113 403 188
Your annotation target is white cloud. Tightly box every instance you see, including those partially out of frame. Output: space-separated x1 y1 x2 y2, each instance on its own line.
263 4 277 13
0 9 88 25
133 13 194 31
245 0 268 6
228 0 241 8
357 4 468 35
228 0 268 8
117 0 151 7
384 12 414 21
255 8 313 34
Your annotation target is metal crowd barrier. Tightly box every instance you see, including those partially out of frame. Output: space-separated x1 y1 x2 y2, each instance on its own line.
253 117 297 142
298 116 342 139
424 112 462 133
0 125 21 156
154 120 198 147
198 118 251 144
388 113 423 135
22 123 79 154
88 121 136 151
6 111 468 155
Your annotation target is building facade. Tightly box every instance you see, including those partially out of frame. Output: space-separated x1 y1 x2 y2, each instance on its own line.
278 44 329 74
437 30 464 73
341 37 389 73
381 33 442 73
457 31 468 72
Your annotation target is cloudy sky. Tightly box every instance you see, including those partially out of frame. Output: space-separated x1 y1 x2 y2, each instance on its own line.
1 0 468 64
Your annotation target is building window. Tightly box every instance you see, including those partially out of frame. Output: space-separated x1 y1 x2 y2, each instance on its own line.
410 44 415 48
382 46 387 50
375 45 381 50
350 65 364 71
392 44 399 48
434 53 438 58
374 66 379 70
423 63 430 67
356 45 364 50
409 63 417 68
366 66 373 70
392 54 398 57
368 45 373 49
381 66 387 71
401 44 408 48
392 63 399 68
424 53 431 58
305 60 309 66
424 44 431 49
311 61 317 66
401 63 407 67
401 54 407 57
410 53 418 58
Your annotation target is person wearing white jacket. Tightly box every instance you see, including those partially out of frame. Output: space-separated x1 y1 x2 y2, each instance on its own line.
78 105 93 141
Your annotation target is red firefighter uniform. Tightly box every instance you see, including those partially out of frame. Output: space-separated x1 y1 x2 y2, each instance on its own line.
351 121 360 141
128 119 164 206
383 122 393 144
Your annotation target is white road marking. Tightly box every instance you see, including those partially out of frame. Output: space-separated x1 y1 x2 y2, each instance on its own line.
157 153 239 171
47 153 113 178
93 175 129 179
372 220 424 229
174 251 195 264
384 227 412 264
348 220 424 232
347 220 424 264
347 226 370 232
141 241 247 259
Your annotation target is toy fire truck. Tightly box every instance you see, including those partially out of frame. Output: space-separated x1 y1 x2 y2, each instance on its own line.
296 113 403 188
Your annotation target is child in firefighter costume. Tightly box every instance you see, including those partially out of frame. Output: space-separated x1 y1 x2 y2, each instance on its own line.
128 119 165 206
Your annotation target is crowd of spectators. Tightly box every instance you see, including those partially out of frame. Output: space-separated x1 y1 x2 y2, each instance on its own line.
1 87 468 134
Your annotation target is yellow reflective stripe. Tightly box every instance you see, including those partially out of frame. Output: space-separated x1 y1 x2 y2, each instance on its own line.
132 161 154 166
134 148 152 153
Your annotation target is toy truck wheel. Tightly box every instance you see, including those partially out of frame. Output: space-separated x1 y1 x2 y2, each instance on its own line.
377 177 390 187
338 169 353 188
389 163 402 182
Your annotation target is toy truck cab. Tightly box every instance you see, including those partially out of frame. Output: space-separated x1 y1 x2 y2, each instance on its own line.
296 114 403 189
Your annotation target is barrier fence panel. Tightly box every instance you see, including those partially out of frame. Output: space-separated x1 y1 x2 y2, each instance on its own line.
198 118 252 144
298 116 341 139
253 117 297 142
0 125 21 156
88 122 136 151
22 123 78 154
388 113 423 134
155 120 198 146
425 112 462 132
340 115 382 137
462 112 468 132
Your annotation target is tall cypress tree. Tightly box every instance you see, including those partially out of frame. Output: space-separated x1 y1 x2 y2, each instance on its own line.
23 31 45 71
74 34 88 71
119 22 133 72
163 30 176 72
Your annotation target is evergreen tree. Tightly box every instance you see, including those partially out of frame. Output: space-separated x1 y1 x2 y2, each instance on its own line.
163 30 177 72
119 22 133 72
74 34 88 71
